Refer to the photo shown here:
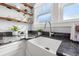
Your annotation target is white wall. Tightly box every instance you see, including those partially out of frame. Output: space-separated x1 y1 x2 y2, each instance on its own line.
0 6 24 20
0 5 28 31
0 19 28 31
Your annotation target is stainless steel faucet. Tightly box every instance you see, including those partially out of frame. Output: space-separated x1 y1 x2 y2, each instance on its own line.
44 21 54 37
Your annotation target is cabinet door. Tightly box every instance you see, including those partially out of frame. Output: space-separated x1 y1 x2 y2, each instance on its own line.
25 40 31 56
0 40 26 56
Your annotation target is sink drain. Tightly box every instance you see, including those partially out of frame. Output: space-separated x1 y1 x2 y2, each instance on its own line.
45 47 50 50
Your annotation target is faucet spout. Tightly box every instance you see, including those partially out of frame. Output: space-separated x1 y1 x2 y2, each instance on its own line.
44 21 53 37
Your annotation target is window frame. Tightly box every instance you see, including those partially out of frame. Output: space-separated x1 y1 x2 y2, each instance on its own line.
63 3 79 22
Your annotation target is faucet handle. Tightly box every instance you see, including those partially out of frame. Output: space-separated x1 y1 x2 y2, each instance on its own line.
49 32 54 37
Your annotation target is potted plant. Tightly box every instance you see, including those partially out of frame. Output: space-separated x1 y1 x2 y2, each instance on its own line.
9 25 19 35
37 29 42 35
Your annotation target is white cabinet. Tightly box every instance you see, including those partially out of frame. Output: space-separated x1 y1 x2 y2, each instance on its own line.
0 40 26 56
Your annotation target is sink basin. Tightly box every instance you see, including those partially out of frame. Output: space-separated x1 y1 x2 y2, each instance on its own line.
29 37 62 53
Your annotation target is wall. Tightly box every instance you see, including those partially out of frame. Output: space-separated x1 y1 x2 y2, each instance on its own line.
0 6 24 20
0 19 28 31
0 5 28 32
33 3 79 33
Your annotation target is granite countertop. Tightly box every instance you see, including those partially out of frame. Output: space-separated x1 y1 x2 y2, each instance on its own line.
0 38 25 46
57 39 79 56
0 32 36 46
0 31 79 56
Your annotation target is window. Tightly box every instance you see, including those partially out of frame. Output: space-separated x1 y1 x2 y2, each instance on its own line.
37 13 51 22
36 4 53 22
63 3 79 21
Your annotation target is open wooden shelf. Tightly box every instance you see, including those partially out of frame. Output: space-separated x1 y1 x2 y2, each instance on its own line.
0 17 29 23
0 3 33 16
22 3 33 9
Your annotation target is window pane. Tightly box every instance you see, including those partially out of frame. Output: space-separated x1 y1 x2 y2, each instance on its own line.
37 3 52 16
36 3 53 22
63 4 79 20
37 13 51 22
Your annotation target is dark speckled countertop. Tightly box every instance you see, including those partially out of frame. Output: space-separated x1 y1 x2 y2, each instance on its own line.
57 39 79 56
0 31 79 56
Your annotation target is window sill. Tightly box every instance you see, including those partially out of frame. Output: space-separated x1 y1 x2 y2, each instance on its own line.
62 18 79 23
